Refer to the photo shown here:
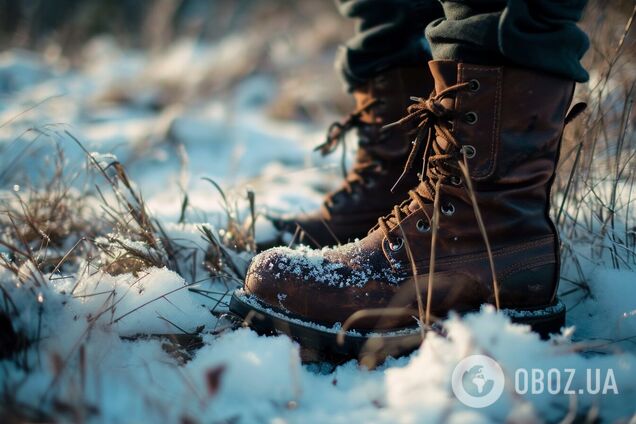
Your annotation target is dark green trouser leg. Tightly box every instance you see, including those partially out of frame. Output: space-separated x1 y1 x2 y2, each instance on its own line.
425 0 590 82
335 0 590 86
334 0 443 90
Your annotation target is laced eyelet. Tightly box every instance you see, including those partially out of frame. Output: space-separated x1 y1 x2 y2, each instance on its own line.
441 202 455 216
388 238 404 252
464 112 478 125
461 145 476 159
469 79 480 92
450 176 462 186
416 219 431 233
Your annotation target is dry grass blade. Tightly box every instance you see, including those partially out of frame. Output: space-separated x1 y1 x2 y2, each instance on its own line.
426 180 442 325
556 141 584 225
397 224 426 338
0 95 64 130
458 157 500 310
202 177 228 205
199 225 245 283
201 177 256 253
336 307 419 346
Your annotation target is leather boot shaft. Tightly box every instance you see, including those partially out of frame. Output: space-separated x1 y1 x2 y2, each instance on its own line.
384 60 575 308
271 66 434 247
352 67 433 160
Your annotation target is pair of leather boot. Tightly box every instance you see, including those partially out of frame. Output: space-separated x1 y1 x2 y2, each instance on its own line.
231 59 583 360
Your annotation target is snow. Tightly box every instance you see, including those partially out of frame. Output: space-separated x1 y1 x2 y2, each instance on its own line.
385 310 636 423
1 37 635 423
250 241 402 289
565 267 636 344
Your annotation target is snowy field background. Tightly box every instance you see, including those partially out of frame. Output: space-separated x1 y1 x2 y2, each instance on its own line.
1 1 635 423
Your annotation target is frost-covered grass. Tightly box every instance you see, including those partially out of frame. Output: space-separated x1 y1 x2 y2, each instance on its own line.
1 2 636 423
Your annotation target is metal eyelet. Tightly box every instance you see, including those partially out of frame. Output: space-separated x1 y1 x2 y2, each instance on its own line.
441 202 455 216
461 145 476 159
450 175 462 186
469 79 480 92
416 219 431 233
389 238 404 252
464 112 478 125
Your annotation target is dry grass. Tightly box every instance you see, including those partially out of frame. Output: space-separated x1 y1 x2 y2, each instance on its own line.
0 131 256 369
0 133 256 421
555 4 636 314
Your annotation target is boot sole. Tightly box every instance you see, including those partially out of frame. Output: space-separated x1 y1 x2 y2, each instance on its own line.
229 290 565 364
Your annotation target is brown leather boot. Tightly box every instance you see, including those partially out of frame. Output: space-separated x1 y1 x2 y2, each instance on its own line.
270 66 434 248
233 60 583 359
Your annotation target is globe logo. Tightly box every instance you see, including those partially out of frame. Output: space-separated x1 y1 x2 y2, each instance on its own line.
451 355 505 408
462 365 495 397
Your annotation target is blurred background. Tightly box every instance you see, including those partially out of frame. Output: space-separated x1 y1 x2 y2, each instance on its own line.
0 0 634 226
1 0 633 128
0 0 354 121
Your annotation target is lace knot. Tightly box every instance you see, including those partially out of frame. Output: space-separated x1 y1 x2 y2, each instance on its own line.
315 121 347 156
388 82 469 193
314 97 380 179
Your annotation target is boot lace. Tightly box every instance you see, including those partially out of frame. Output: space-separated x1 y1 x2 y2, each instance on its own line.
314 97 385 203
377 81 471 243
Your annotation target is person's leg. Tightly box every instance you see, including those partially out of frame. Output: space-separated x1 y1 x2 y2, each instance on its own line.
425 0 589 82
335 0 443 90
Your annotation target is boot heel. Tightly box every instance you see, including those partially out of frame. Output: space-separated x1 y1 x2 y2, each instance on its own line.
502 299 566 339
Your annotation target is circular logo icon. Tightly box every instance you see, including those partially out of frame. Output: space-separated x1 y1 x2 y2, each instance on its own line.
451 354 505 408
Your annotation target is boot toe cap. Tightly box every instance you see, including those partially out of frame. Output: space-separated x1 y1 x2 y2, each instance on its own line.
244 248 284 303
243 245 345 316
244 246 317 309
